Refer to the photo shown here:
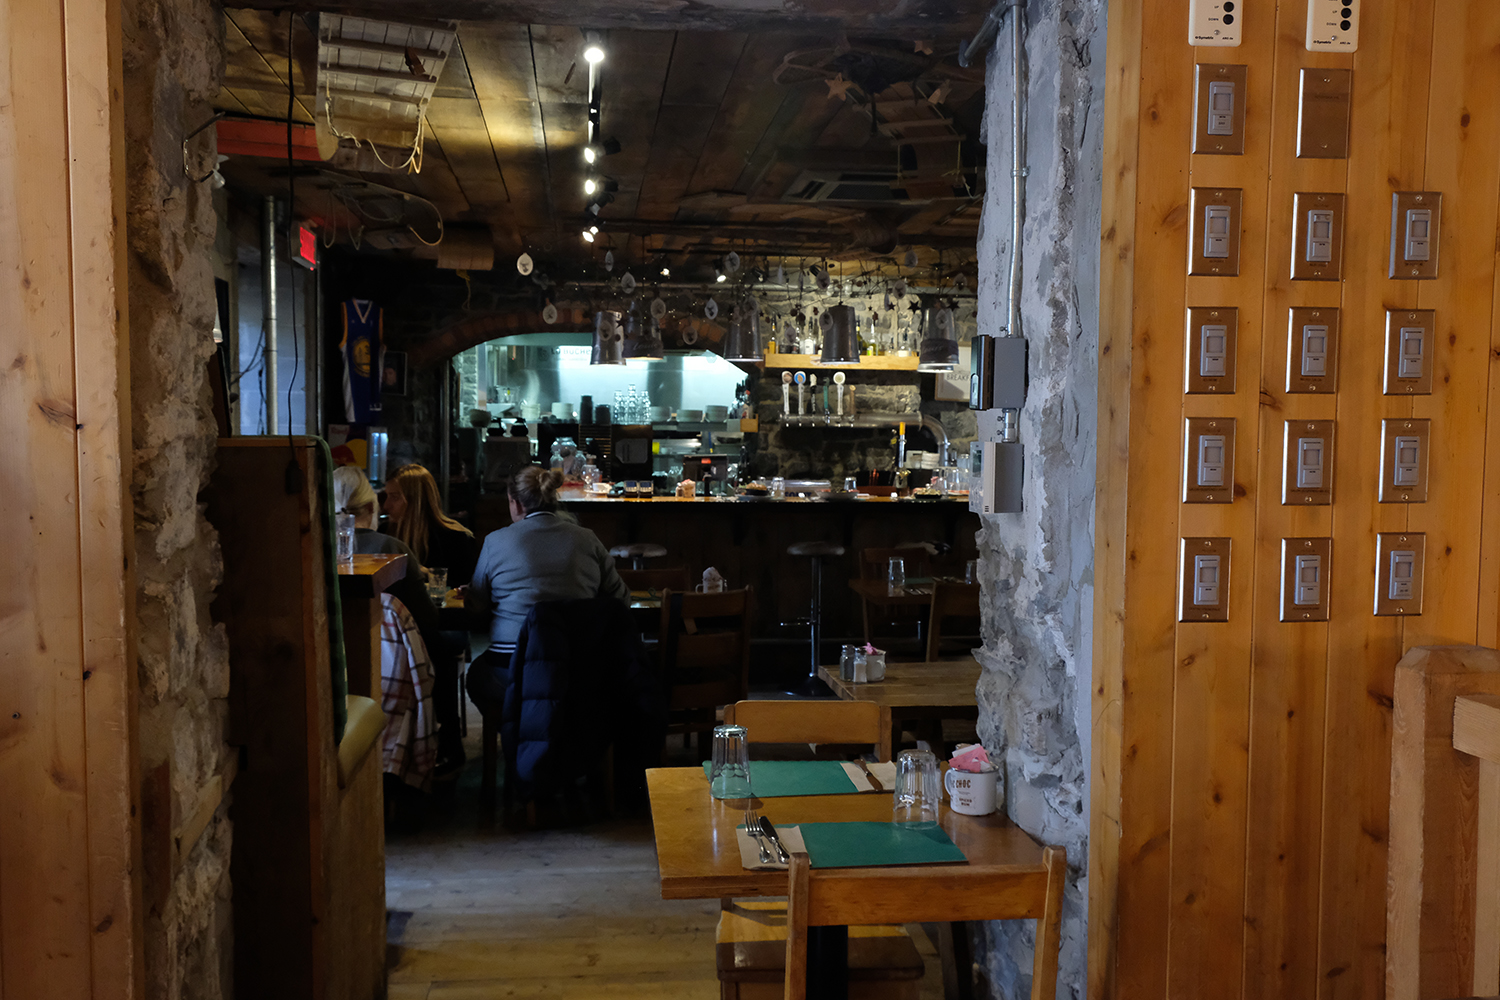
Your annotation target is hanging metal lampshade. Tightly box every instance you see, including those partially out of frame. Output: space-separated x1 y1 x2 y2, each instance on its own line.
722 301 763 362
590 309 626 365
630 313 666 361
820 304 861 364
916 303 959 372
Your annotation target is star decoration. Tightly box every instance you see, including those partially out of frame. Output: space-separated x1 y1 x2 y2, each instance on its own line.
914 40 934 55
825 73 855 101
927 82 952 106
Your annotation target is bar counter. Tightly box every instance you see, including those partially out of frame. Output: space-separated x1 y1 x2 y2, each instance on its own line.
474 491 979 648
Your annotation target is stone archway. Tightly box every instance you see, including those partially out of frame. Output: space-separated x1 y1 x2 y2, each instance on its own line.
406 307 594 368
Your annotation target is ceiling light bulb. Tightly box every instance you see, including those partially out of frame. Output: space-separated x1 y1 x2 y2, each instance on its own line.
584 147 597 164
584 45 605 64
716 274 727 283
584 178 598 195
582 230 595 243
660 267 671 277
589 225 599 235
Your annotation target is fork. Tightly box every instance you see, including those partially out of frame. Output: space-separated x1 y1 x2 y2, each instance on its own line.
744 804 771 864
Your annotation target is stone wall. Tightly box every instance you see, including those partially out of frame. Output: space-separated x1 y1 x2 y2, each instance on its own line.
123 0 233 996
970 1 1105 997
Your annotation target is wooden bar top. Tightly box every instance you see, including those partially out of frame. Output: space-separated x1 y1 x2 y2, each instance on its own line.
559 493 969 506
646 766 1044 901
816 659 981 709
337 553 406 598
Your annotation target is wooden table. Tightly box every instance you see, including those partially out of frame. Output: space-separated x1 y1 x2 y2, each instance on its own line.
817 658 981 754
847 577 949 609
338 553 406 699
646 766 1063 999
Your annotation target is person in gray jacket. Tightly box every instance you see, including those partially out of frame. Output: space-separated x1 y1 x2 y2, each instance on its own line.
465 465 629 666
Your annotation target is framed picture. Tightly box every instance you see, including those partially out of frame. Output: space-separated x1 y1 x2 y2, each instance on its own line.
383 350 408 396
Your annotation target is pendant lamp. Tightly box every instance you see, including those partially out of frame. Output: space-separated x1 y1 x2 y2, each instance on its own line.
916 304 959 372
630 313 666 361
820 304 861 364
590 310 626 365
722 301 763 362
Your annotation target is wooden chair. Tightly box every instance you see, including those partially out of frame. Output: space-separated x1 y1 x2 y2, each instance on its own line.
925 582 981 661
858 545 936 654
782 846 1068 1000
722 700 892 762
660 588 752 749
619 566 692 592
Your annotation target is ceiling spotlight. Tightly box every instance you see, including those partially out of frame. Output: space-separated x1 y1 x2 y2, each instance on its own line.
583 32 605 64
660 267 671 277
716 273 727 283
584 178 598 195
584 146 597 164
589 225 600 235
582 230 595 243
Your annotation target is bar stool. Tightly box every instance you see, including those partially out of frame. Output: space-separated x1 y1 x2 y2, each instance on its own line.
787 540 845 692
609 542 668 571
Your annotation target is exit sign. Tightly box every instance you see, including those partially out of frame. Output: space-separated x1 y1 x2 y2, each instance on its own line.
293 225 317 270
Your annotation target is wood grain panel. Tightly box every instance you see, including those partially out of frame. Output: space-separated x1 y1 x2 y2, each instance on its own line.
594 31 676 221
1240 10 1348 997
1317 4 1434 996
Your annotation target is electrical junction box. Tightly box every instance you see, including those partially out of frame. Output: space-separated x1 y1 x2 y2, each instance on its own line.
972 440 1023 514
970 336 1027 412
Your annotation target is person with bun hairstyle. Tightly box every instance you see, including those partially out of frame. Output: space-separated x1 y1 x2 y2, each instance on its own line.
464 465 630 683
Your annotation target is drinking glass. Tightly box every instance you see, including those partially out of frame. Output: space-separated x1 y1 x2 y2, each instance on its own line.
965 559 978 585
710 724 753 799
336 514 356 565
893 749 940 827
770 476 786 499
887 556 906 596
426 567 448 602
843 476 858 492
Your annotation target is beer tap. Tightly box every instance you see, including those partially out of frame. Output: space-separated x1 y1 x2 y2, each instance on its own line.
833 371 846 421
795 371 807 416
781 371 792 418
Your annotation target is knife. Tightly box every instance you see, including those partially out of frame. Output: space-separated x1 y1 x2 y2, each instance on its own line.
758 817 790 864
855 759 884 792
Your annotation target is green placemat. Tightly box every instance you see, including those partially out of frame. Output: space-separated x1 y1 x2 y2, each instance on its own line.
798 821 967 869
700 760 859 797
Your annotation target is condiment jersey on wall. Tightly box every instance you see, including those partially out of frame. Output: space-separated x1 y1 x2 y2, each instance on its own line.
340 298 383 422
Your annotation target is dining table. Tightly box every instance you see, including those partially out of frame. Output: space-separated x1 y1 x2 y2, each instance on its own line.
817 657 981 755
337 552 407 699
645 765 1064 1000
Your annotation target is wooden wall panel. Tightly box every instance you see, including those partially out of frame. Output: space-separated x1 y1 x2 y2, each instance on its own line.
1093 1 1500 998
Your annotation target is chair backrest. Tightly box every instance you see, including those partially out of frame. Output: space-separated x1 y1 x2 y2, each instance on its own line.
925 581 981 661
722 700 891 761
860 545 933 580
619 566 691 593
782 845 1068 1000
658 588 753 707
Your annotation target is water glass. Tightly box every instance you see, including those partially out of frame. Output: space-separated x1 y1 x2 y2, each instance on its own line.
710 724 753 799
336 514 356 565
887 556 906 596
843 476 858 492
893 749 940 827
426 567 448 601
965 559 978 585
770 476 786 499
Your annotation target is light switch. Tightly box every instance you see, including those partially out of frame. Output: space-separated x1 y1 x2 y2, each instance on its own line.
1184 417 1235 503
1286 307 1339 393
1378 418 1431 503
1186 307 1238 393
1280 537 1332 621
1297 69 1352 158
1374 532 1425 616
1291 192 1345 280
1194 65 1248 155
1282 419 1334 505
1306 0 1358 51
1188 0 1242 47
1301 325 1329 376
1390 192 1442 279
1190 188 1243 276
1204 207 1232 258
1180 537 1231 622
1383 309 1435 394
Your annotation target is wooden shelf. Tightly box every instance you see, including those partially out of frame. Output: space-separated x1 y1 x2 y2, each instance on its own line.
761 353 921 371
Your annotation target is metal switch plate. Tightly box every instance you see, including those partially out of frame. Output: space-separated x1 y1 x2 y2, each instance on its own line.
1378 418 1431 503
1194 64 1248 155
1383 309 1435 395
1188 0 1242 46
1189 188 1243 276
1374 532 1425 616
1297 69 1352 158
1389 192 1442 279
1185 307 1238 393
1282 419 1334 505
1280 537 1332 622
1291 192 1345 280
1286 307 1339 393
1183 417 1235 503
1180 537 1231 622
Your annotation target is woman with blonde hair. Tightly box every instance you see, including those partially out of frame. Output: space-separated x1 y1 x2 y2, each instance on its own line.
382 463 479 589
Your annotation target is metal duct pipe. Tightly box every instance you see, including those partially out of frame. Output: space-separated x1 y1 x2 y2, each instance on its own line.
1005 1 1027 340
262 194 278 433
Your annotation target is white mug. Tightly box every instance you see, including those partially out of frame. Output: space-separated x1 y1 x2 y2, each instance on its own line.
696 580 726 593
944 764 1000 816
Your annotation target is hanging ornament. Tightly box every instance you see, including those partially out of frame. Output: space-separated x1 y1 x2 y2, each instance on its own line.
927 82 952 106
621 271 637 293
517 252 534 276
825 73 855 101
724 251 741 275
683 322 699 345
904 249 919 268
542 301 559 324
650 296 668 320
775 261 786 285
704 297 719 320
604 250 615 271
884 289 894 310
746 295 761 316
954 274 968 292
894 277 909 297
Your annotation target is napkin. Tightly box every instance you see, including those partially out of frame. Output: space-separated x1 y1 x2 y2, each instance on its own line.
736 823 808 870
838 761 898 792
